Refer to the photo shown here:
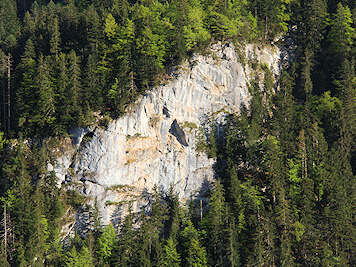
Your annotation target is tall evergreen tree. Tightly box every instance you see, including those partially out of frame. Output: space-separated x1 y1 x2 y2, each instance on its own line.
67 50 82 126
203 180 228 266
33 55 56 135
162 237 181 267
179 218 207 267
327 3 354 62
96 224 118 265
0 0 20 51
16 39 37 135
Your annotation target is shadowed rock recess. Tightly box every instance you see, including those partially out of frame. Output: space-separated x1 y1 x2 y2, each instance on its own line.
52 43 281 227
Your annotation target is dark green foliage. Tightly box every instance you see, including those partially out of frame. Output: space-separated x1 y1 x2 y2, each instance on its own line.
0 141 67 265
179 218 207 266
0 0 354 266
0 0 20 51
0 0 292 137
202 181 228 265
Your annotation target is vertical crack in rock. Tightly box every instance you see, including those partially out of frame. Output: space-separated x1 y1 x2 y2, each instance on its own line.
163 105 170 118
169 119 188 147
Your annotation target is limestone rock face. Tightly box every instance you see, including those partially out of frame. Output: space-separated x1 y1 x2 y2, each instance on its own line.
54 43 281 226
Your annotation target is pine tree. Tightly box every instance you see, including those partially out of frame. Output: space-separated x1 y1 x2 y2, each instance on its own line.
132 187 167 266
224 216 240 267
321 58 355 265
248 208 276 267
169 0 189 62
0 243 10 267
148 186 167 265
134 211 153 266
2 142 34 264
295 128 323 266
111 0 130 23
83 53 103 111
0 189 15 263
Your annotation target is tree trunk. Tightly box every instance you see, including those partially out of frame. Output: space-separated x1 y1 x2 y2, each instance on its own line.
7 54 11 134
2 71 5 132
3 203 6 258
200 199 203 222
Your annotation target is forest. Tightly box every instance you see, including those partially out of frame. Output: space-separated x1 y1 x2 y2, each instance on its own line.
0 0 355 266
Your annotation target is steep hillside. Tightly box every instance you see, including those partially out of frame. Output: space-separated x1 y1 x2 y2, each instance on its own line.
0 1 354 266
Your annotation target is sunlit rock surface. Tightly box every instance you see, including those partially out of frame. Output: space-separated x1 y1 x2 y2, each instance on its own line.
53 43 281 227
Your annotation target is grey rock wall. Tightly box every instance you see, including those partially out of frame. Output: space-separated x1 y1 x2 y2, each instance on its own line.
53 43 281 227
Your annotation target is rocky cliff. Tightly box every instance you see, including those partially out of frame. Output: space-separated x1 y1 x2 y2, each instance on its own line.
51 43 281 228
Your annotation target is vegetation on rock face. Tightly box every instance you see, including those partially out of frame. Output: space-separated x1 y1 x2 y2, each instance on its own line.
0 0 355 266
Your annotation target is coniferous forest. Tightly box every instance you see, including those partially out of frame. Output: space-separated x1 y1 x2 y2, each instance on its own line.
0 0 355 266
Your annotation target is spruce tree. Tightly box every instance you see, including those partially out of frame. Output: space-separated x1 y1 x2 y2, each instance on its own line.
327 3 354 62
67 50 82 126
116 206 135 266
49 17 61 58
0 0 20 51
179 219 207 267
55 53 69 131
96 224 118 265
34 55 56 136
203 180 228 266
162 237 181 267
16 39 37 135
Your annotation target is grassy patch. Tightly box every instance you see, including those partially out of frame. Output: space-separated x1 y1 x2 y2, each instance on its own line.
106 184 136 192
105 199 136 206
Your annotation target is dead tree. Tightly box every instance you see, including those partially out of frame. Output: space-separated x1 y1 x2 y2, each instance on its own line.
0 53 12 134
6 54 11 134
0 51 6 133
1 202 14 260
